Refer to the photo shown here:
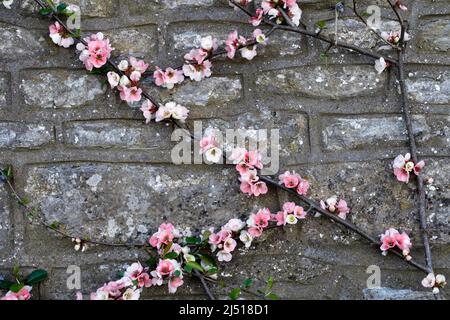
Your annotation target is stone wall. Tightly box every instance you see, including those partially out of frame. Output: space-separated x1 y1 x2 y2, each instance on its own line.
0 0 449 299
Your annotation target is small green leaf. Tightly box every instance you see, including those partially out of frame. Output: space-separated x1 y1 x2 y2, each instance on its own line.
174 270 181 277
229 288 241 300
242 278 253 288
198 254 217 267
39 7 53 15
56 3 67 12
184 264 193 273
163 242 173 256
25 269 48 285
185 236 201 245
9 283 24 293
205 267 218 275
164 252 178 259
265 292 280 300
316 20 327 29
49 221 60 230
265 276 273 292
185 261 204 273
145 257 158 269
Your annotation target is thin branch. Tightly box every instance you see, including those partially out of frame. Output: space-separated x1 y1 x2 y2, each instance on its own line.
194 270 216 300
229 0 398 65
351 0 397 49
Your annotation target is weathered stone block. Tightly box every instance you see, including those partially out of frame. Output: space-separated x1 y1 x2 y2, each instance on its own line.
63 120 173 149
169 22 305 58
417 18 450 53
127 0 216 14
19 0 116 18
145 76 243 114
24 163 278 243
0 122 53 149
405 69 450 104
19 69 106 109
320 115 429 151
0 23 47 61
255 65 387 99
103 25 158 61
363 287 435 300
0 73 10 108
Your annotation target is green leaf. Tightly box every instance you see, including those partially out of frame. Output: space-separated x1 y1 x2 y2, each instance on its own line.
316 20 327 29
25 269 48 285
185 261 204 273
242 278 253 288
49 221 60 230
185 236 201 245
174 270 181 277
56 3 68 12
163 242 173 256
265 293 280 300
184 264 193 273
164 252 178 259
9 283 24 293
145 257 158 269
39 7 53 15
205 267 218 275
229 288 241 300
265 276 273 292
198 254 217 267
0 280 14 289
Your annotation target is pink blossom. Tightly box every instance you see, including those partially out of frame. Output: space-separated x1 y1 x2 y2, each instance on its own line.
208 232 222 245
168 276 184 294
140 99 157 124
253 208 271 228
107 71 120 88
156 259 176 276
251 181 268 196
223 237 237 253
253 28 267 44
155 102 189 123
217 250 232 262
1 286 32 300
283 202 296 213
182 60 212 81
250 8 264 26
248 226 263 238
184 48 209 64
229 147 247 164
200 36 218 52
240 46 257 60
224 218 246 232
154 67 185 89
129 56 149 73
395 0 407 11
336 199 350 220
393 153 425 183
380 228 412 256
275 211 287 226
279 171 301 188
49 21 74 48
321 196 350 219
225 31 247 59
76 32 113 71
294 206 306 219
375 57 389 74
296 179 309 195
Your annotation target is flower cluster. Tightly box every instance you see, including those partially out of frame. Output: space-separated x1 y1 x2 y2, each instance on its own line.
230 148 268 197
182 36 217 81
393 153 425 183
76 32 113 71
49 22 74 48
199 132 223 163
320 196 350 220
107 57 149 103
87 262 151 300
209 218 245 262
421 273 446 294
150 259 184 294
225 29 266 60
278 170 310 196
0 286 32 300
72 237 88 252
381 31 411 45
275 201 307 226
249 0 302 27
380 228 412 259
154 67 184 89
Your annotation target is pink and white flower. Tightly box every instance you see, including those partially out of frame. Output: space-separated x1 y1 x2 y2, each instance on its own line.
76 32 113 71
140 99 157 124
320 196 350 220
393 153 425 183
1 286 32 300
154 67 185 89
183 60 212 81
155 102 189 123
250 8 264 26
380 228 412 257
49 22 74 48
374 57 389 74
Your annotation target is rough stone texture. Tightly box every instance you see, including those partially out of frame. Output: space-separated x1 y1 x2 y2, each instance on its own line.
255 65 387 99
0 72 9 108
0 23 47 60
19 69 106 109
405 69 450 104
0 0 449 300
363 287 435 300
0 122 54 149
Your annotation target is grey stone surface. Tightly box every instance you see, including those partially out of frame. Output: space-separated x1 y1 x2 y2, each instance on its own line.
255 65 387 99
417 18 450 53
20 69 106 109
0 122 54 149
0 23 47 60
0 73 9 108
405 69 450 104
0 176 12 259
363 287 435 300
